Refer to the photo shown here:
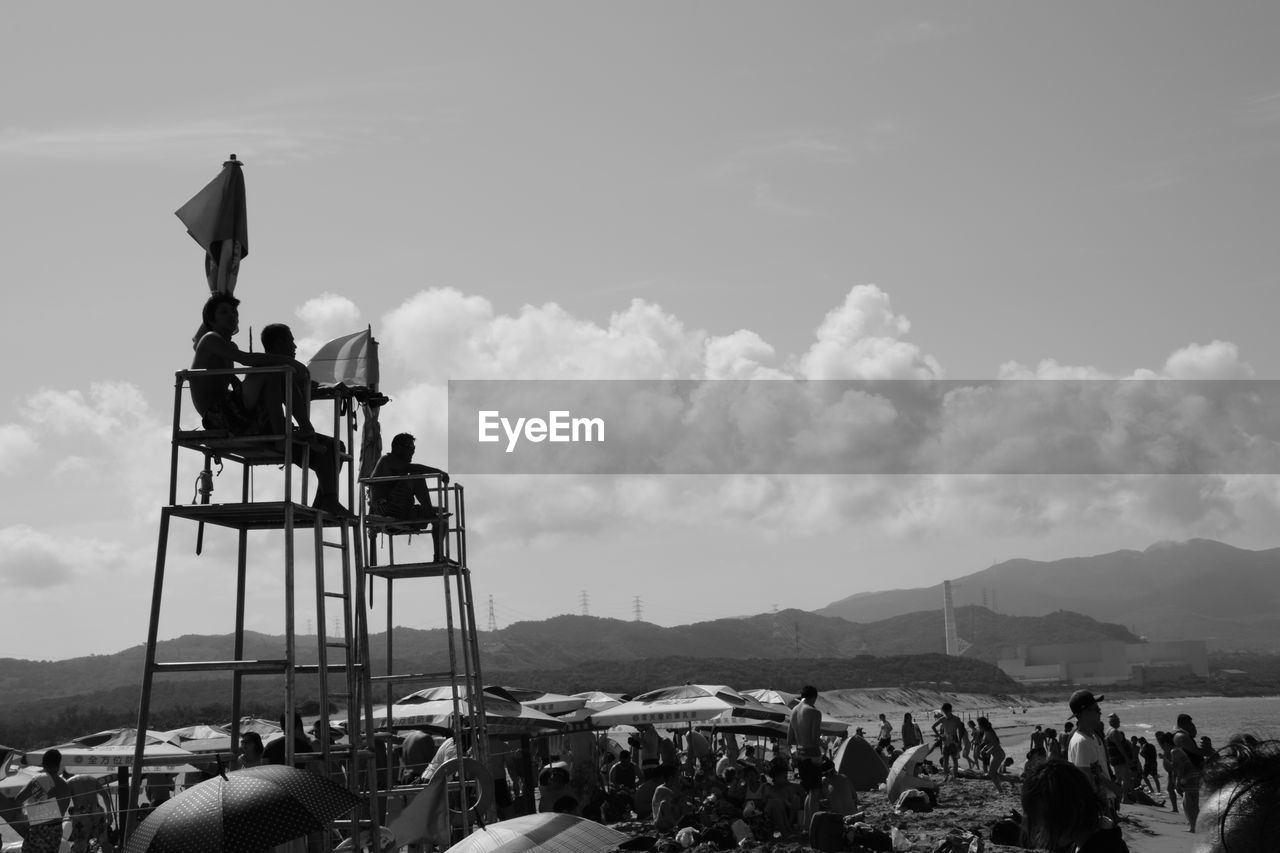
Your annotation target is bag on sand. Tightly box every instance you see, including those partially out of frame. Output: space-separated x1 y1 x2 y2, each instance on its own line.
989 810 1022 846
809 811 846 852
848 823 893 852
934 830 984 853
894 788 933 813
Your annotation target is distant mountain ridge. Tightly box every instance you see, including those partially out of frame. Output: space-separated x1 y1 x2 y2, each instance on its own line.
817 538 1280 652
0 606 1137 710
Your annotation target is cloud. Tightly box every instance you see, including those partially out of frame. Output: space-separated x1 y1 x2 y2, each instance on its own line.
16 382 171 522
0 424 38 472
798 285 943 379
294 293 363 359
1163 340 1254 380
0 524 125 590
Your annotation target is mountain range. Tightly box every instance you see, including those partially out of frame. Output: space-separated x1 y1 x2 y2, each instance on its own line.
817 539 1280 652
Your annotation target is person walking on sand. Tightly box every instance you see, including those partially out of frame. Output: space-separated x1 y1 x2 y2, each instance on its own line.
876 713 894 757
975 717 1008 794
788 685 823 834
931 703 964 781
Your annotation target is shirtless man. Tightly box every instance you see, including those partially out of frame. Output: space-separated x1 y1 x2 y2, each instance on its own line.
243 323 347 514
368 433 450 562
190 294 346 514
787 685 823 833
931 703 964 781
65 773 115 853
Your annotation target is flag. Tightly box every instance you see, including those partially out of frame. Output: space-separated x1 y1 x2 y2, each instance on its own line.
176 155 248 295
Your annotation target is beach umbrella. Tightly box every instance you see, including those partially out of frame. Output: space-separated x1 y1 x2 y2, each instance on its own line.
884 743 935 803
226 717 283 739
499 687 588 717
380 686 565 736
588 684 769 728
124 764 358 853
175 155 248 296
442 812 630 853
27 729 201 776
308 328 380 392
743 688 799 708
570 691 625 710
160 724 232 754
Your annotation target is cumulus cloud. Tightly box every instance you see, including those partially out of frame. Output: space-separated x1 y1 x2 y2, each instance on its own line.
1163 340 1254 380
0 424 38 472
294 293 363 359
798 285 942 380
0 524 125 590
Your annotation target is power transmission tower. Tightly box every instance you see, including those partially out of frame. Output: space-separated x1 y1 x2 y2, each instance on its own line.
632 596 643 622
794 622 801 656
580 590 590 616
487 595 497 632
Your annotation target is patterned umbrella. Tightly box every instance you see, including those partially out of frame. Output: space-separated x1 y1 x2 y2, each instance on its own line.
443 813 629 853
124 765 359 853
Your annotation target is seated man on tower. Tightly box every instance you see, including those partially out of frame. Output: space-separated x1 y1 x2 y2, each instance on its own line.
369 432 451 563
190 293 347 515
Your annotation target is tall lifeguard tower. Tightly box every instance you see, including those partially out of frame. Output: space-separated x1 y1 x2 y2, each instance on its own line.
126 158 488 849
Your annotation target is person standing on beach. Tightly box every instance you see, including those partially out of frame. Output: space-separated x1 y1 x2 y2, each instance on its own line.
64 774 115 853
1171 714 1205 832
788 685 823 834
876 713 894 756
1105 713 1138 801
1066 690 1122 818
14 749 70 853
931 703 964 781
901 713 922 749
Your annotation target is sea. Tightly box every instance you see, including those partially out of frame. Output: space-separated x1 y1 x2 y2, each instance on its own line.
976 694 1280 765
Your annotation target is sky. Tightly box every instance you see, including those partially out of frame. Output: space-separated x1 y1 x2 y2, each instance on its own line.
4 2 1280 660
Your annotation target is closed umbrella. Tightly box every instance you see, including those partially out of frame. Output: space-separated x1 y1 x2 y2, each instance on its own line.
175 155 248 296
124 764 359 853
443 812 629 853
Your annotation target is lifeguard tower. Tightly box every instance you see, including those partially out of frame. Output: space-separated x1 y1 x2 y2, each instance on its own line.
126 158 489 850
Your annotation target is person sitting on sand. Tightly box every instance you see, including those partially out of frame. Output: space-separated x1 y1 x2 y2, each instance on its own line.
632 761 660 820
1196 736 1280 853
1020 758 1129 853
237 731 265 769
931 703 965 781
651 764 685 832
760 765 801 834
820 759 858 817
